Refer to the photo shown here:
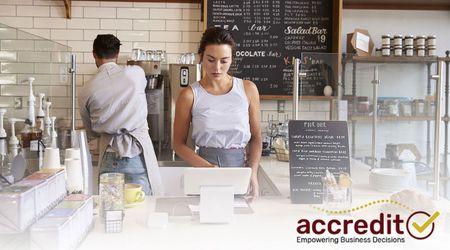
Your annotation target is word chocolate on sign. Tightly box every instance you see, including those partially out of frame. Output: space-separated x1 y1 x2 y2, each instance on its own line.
288 120 350 204
206 0 334 96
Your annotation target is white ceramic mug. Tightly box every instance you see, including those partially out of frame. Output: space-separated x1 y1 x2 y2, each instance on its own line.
43 147 60 169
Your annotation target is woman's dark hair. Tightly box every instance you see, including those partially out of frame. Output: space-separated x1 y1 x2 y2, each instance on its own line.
198 27 236 56
93 34 121 59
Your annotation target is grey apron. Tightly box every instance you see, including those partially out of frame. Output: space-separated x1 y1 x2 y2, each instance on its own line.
98 129 164 196
198 147 245 167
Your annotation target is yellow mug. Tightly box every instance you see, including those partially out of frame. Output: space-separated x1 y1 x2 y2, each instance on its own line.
124 183 145 204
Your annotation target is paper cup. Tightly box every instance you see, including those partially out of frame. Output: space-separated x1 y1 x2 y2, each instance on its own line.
65 148 81 160
43 147 60 169
65 158 83 193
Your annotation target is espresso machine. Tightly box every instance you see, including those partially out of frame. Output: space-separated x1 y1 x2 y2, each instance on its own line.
127 60 165 156
169 64 201 159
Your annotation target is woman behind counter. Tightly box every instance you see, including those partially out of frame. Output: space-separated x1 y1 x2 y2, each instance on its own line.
173 27 262 198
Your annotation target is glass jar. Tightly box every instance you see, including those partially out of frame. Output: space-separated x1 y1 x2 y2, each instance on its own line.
130 48 141 60
413 99 426 116
145 50 155 61
382 34 391 47
357 101 370 114
417 46 426 57
400 101 412 116
99 173 125 218
405 45 414 57
404 35 414 46
387 99 400 116
427 46 437 56
394 35 403 47
415 35 426 47
394 46 403 57
382 46 390 56
427 35 436 47
374 48 382 57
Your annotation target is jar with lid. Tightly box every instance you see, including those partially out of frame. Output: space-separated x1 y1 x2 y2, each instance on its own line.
415 36 426 47
413 99 426 116
427 46 437 56
405 46 414 57
387 99 400 116
374 48 382 57
382 35 391 47
394 35 403 47
400 101 412 117
357 101 370 114
427 35 436 47
394 46 403 57
404 35 414 46
382 46 390 56
426 99 435 116
417 46 426 57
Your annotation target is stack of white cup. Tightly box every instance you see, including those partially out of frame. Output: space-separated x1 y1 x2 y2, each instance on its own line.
64 148 83 193
43 147 61 169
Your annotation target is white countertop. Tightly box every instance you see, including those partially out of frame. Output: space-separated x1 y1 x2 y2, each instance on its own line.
79 156 450 250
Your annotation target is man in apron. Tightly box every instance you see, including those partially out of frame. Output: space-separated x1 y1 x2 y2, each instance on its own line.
78 34 163 196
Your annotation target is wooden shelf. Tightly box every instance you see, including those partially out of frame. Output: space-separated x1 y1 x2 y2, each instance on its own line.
438 57 450 62
350 115 435 122
346 56 439 64
343 0 450 10
260 95 336 101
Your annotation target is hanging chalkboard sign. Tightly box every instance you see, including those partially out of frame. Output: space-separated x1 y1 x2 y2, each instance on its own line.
288 120 350 204
204 0 341 99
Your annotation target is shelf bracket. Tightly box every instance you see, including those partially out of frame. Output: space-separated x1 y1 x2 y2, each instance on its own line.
63 0 71 19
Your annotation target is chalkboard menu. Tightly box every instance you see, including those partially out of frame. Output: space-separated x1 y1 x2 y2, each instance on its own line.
205 0 338 97
288 121 350 204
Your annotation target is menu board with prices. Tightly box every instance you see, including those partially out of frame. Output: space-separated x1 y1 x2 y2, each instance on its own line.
205 0 336 97
288 121 350 204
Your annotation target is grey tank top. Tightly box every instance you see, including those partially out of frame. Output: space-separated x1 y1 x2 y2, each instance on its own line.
191 77 251 149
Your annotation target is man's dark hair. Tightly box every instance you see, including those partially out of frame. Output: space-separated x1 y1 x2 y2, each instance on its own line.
198 27 236 56
93 34 121 59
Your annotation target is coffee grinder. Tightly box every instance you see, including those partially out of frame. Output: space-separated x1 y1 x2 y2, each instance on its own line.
127 60 165 156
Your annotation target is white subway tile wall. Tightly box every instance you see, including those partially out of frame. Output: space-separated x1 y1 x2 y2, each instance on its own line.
101 19 132 30
0 0 330 126
117 8 149 19
133 20 165 31
0 5 16 17
17 6 50 17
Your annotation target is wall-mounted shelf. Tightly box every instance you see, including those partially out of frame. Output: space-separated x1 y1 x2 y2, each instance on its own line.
343 0 450 10
260 95 336 101
63 0 71 19
346 56 439 64
350 115 435 122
